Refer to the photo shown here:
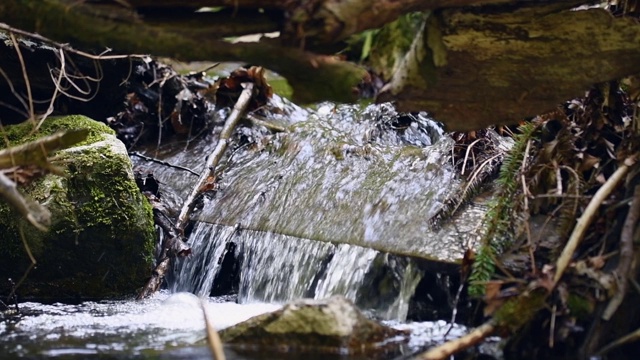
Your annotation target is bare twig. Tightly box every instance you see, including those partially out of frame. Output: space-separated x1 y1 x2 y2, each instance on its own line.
0 66 30 118
17 224 37 265
0 129 89 170
461 138 483 176
6 251 35 309
602 185 640 320
450 153 502 216
129 151 199 176
246 113 287 133
176 82 255 229
136 255 171 300
9 32 35 123
597 326 640 356
48 53 103 103
553 157 635 285
0 22 148 61
36 48 66 131
201 299 227 360
0 172 50 231
136 207 191 300
0 130 88 231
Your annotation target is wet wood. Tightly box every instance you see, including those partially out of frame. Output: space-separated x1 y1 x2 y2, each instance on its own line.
176 82 254 230
3 0 640 130
136 206 191 300
378 5 640 130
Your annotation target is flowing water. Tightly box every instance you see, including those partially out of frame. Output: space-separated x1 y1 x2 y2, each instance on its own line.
0 291 474 359
170 222 423 321
0 96 501 358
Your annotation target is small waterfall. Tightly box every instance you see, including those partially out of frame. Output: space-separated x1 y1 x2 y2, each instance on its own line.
169 222 425 321
169 223 234 296
383 260 424 321
313 244 378 301
238 232 334 302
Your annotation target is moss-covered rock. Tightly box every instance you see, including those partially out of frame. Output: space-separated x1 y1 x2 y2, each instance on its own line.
221 296 408 356
0 115 155 299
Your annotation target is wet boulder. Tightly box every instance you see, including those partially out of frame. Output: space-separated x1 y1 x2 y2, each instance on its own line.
220 295 408 355
0 115 155 299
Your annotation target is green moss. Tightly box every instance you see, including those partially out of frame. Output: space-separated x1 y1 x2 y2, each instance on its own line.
365 12 426 79
398 145 426 159
268 77 293 99
0 115 154 299
566 293 594 320
0 115 114 149
329 145 345 160
494 289 547 333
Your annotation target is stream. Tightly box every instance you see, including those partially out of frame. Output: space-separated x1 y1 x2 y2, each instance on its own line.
0 291 470 359
1 96 502 359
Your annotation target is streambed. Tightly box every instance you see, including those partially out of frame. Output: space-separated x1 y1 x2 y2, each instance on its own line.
0 291 472 359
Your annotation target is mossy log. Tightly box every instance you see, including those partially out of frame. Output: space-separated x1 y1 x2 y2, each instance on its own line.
0 0 368 104
378 4 640 130
2 1 640 130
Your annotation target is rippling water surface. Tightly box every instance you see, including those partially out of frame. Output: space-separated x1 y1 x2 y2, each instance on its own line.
0 291 279 359
0 291 472 359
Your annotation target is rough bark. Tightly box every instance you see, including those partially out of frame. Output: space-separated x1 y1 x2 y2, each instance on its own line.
0 0 367 104
141 10 280 39
3 1 640 130
378 5 640 130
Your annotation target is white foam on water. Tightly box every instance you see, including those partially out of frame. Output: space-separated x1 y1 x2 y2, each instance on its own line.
5 291 280 357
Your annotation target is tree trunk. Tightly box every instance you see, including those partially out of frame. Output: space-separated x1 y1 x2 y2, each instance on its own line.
378 4 640 130
2 1 640 129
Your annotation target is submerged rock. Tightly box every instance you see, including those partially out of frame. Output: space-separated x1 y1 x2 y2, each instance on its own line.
220 295 408 355
0 115 155 299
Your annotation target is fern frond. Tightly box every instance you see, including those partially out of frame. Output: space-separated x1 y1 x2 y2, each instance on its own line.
468 122 539 296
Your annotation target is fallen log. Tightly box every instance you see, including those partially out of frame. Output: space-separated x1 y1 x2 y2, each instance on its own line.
5 1 640 131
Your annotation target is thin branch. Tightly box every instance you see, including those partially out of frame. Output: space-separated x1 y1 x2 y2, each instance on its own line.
553 158 635 285
0 65 30 118
602 185 640 320
450 153 502 216
201 299 227 360
461 138 483 176
9 32 34 123
6 253 35 310
18 224 37 264
597 326 640 356
36 48 66 132
0 172 50 231
136 206 191 300
246 113 287 133
176 82 254 229
129 151 199 176
0 129 89 169
0 23 148 61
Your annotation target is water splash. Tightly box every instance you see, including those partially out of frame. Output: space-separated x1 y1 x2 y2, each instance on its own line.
238 231 334 302
170 223 235 296
383 260 424 321
313 244 377 301
1 291 280 358
170 223 424 321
